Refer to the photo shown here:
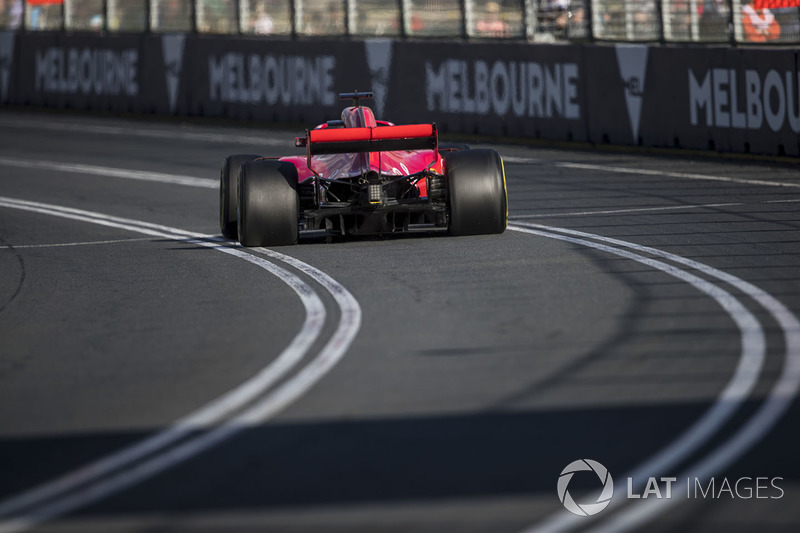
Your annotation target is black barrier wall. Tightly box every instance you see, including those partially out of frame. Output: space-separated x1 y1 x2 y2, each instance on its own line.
388 41 588 142
185 37 371 125
1 32 798 157
588 45 800 156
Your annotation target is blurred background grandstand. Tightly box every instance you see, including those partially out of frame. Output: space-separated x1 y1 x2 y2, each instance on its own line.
0 0 797 43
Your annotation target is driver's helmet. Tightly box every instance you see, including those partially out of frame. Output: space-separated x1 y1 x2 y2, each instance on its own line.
341 106 378 128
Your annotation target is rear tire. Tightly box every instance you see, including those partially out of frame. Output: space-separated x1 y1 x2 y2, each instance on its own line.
445 149 507 236
220 154 262 239
238 160 299 247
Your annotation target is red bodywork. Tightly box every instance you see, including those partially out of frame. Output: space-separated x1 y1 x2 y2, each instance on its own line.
279 106 444 199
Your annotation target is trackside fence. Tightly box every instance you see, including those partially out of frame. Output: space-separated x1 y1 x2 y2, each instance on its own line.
0 3 798 157
1 0 799 45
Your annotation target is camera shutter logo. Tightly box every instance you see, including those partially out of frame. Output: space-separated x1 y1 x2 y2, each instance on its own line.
557 459 614 516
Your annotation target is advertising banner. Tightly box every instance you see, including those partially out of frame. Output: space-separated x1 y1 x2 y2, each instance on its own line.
385 41 588 141
643 47 798 156
16 33 145 113
675 47 800 156
584 44 799 156
184 36 371 125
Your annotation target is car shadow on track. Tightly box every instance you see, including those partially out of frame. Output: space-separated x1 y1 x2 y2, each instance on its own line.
1 399 796 522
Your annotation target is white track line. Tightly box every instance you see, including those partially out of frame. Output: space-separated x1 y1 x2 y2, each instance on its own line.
502 156 544 164
502 156 800 190
557 161 800 189
1 137 794 531
511 198 800 219
3 238 152 249
0 157 216 189
0 197 361 533
510 202 744 219
511 222 800 533
0 118 286 147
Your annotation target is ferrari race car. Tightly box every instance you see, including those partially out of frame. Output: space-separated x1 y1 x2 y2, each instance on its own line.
220 91 507 246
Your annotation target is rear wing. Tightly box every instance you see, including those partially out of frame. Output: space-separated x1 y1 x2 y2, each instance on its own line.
297 124 438 156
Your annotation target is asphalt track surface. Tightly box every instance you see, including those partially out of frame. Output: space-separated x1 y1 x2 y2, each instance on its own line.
0 110 799 533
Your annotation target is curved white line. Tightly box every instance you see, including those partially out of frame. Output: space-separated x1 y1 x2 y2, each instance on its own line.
511 222 800 533
0 257 362 532
0 197 361 532
243 247 363 421
511 224 764 512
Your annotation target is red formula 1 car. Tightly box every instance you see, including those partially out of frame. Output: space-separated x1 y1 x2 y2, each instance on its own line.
220 91 507 246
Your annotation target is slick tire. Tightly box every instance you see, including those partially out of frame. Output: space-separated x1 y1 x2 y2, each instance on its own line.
220 154 262 239
238 160 299 247
445 149 507 236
